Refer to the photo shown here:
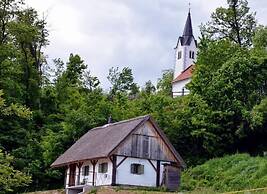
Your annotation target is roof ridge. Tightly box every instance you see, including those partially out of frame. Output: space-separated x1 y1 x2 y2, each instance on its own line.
91 115 150 131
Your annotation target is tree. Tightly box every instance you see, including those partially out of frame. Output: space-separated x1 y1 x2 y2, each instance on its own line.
0 90 32 192
107 67 138 96
64 54 87 85
188 39 241 96
142 80 156 95
201 0 257 47
157 69 173 96
0 0 22 45
83 70 100 91
253 26 267 49
0 149 31 194
8 7 48 108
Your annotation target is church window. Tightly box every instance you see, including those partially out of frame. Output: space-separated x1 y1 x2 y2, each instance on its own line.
177 51 182 59
189 51 195 59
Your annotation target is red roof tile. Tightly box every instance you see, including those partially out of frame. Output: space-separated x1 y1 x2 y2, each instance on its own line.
172 65 194 83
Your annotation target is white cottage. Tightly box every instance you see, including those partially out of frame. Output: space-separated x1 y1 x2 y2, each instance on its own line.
51 115 185 194
172 11 197 97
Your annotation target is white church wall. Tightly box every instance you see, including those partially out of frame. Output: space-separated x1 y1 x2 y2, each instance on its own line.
172 78 191 97
174 42 184 78
184 41 197 70
174 40 196 79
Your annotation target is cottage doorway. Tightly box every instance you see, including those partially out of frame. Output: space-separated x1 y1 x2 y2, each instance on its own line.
162 165 181 191
69 164 76 186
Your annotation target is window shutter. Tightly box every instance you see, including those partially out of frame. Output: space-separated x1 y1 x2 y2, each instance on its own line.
138 165 144 174
82 166 85 176
103 163 108 173
130 164 135 173
142 136 149 157
98 164 102 173
131 135 138 156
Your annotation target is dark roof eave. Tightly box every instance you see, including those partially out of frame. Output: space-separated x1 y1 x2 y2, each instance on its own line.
51 156 109 168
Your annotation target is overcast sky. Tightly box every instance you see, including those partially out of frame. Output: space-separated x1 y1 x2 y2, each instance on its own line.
24 0 267 90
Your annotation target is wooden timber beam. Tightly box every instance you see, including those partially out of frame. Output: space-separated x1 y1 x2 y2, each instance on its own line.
111 155 117 186
77 162 83 185
116 156 128 168
91 160 98 186
147 159 157 172
156 160 160 187
148 159 161 187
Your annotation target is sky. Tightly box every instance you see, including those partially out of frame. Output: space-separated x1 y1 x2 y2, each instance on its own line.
24 0 267 90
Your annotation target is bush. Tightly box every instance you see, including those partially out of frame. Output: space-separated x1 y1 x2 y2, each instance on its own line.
181 154 267 192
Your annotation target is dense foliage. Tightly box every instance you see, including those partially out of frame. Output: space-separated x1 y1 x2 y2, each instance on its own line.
0 0 266 192
181 154 267 192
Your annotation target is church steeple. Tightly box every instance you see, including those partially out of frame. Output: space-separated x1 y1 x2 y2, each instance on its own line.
182 11 193 37
173 8 197 82
172 5 197 97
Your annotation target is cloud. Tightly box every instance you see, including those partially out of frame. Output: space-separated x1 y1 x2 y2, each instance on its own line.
24 0 267 89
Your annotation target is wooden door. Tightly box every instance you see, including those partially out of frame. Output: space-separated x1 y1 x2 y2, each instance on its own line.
69 164 76 186
162 165 181 191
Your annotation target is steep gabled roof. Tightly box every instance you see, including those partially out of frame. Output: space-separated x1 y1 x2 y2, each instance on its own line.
175 11 196 47
183 12 193 36
173 65 194 83
51 115 185 168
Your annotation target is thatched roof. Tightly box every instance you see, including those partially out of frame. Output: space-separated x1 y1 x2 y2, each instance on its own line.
51 115 185 168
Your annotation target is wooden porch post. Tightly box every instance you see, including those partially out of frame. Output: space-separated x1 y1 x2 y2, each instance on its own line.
111 155 117 186
91 160 97 186
77 162 83 185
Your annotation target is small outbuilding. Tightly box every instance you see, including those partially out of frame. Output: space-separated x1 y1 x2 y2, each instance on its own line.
51 115 185 194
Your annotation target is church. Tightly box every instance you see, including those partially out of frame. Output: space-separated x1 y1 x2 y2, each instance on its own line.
172 11 197 97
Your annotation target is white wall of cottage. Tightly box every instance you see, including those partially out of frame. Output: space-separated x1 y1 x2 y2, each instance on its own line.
116 156 168 187
66 157 170 188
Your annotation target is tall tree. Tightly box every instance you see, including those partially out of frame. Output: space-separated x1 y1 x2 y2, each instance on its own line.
157 69 173 96
0 149 31 194
142 80 156 95
201 0 257 47
107 67 138 96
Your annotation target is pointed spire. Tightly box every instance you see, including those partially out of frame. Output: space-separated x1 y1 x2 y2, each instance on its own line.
182 10 193 37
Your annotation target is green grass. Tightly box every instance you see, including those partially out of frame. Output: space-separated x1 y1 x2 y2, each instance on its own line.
181 154 267 193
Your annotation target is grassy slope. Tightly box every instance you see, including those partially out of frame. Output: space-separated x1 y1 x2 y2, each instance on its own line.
181 154 267 192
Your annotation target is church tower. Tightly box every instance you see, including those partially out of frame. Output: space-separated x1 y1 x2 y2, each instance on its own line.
172 10 197 97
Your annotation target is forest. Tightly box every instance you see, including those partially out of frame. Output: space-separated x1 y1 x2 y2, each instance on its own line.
0 0 266 193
